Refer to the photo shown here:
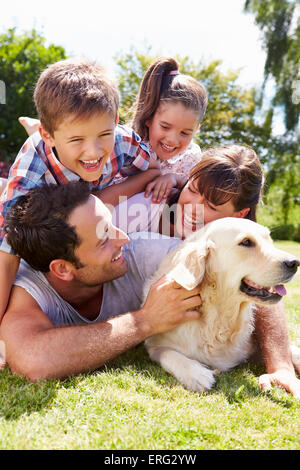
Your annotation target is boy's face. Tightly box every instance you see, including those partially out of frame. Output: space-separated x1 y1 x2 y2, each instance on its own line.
40 112 117 182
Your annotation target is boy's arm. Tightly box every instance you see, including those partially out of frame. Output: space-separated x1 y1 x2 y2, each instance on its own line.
0 175 37 324
94 168 161 206
0 252 20 323
0 278 202 381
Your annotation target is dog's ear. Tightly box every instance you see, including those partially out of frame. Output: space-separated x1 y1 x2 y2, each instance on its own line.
167 240 211 290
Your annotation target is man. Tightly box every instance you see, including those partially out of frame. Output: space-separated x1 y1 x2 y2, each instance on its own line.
0 182 201 380
0 182 299 397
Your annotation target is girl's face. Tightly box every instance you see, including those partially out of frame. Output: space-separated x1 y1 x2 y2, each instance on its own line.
146 102 200 161
175 179 248 238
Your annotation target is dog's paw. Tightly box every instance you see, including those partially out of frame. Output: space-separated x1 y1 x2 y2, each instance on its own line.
178 359 216 393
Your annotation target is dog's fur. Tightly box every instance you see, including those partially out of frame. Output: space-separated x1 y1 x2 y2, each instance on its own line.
144 218 300 392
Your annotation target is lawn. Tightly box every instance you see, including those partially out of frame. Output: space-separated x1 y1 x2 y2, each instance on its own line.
0 241 299 450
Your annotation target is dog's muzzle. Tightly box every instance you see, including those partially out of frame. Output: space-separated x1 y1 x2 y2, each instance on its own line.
240 257 299 303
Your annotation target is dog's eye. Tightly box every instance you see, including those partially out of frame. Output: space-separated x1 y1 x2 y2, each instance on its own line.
239 238 255 247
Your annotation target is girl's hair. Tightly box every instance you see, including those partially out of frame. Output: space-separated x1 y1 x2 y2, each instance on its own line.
130 57 208 140
168 145 264 222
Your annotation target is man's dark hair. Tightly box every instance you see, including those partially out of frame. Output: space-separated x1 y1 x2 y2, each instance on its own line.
4 182 91 272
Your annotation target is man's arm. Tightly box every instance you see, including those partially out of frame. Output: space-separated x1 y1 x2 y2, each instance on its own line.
0 277 202 381
94 169 161 207
254 303 300 397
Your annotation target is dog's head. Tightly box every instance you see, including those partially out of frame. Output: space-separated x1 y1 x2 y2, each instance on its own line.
168 218 299 305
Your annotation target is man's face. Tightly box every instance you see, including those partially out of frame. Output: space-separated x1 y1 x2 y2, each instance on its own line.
42 112 117 182
68 195 130 286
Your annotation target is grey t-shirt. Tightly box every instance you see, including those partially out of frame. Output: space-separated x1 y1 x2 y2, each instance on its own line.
14 235 181 326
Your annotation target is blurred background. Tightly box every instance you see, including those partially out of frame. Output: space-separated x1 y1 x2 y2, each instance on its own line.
0 0 299 238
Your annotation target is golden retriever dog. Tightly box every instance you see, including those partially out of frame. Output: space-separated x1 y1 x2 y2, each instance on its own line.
144 218 300 392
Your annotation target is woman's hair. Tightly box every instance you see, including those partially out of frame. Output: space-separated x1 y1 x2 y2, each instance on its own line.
168 144 264 222
130 57 208 140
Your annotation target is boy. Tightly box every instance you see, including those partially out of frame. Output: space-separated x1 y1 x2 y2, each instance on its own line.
0 58 159 321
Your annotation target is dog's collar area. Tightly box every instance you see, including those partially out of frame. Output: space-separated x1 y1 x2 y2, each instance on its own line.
240 279 286 302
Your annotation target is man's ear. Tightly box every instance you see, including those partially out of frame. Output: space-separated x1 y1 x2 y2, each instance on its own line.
39 125 55 147
49 259 75 282
115 113 119 126
167 240 211 290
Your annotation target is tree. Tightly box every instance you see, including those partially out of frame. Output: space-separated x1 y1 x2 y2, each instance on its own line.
0 28 66 162
245 0 300 131
244 0 300 229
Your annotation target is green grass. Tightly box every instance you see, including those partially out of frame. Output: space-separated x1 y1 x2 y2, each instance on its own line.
0 241 299 450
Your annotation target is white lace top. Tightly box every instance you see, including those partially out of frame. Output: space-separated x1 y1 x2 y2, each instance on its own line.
145 141 202 179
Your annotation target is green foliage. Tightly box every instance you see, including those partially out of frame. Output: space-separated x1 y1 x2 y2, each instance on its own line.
0 28 66 162
258 179 300 241
244 0 300 229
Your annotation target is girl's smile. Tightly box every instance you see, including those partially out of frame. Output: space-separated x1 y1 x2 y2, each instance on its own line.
147 102 200 162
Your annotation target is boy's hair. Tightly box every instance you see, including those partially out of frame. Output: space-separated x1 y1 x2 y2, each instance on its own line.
34 58 119 135
130 57 208 140
168 145 263 222
4 182 91 272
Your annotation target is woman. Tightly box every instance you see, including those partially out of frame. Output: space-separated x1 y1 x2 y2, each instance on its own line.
113 144 263 239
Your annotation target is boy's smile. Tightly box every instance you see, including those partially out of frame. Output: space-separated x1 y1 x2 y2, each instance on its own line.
40 112 117 182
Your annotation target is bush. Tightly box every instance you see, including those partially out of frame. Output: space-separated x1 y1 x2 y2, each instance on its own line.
0 28 66 162
271 224 300 242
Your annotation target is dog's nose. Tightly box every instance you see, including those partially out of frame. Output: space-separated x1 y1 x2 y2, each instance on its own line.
282 259 300 274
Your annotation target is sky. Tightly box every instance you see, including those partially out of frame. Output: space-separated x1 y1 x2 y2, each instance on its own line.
1 0 266 86
0 0 285 132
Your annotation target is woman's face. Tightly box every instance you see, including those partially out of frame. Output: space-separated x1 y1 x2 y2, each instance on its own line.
175 179 248 238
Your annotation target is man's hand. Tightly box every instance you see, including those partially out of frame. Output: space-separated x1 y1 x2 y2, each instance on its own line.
140 275 202 336
259 368 300 398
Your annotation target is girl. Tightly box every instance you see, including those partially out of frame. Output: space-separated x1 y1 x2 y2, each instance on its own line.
17 57 208 203
112 144 263 239
129 57 207 202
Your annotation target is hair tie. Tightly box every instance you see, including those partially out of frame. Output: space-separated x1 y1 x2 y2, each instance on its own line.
169 70 180 76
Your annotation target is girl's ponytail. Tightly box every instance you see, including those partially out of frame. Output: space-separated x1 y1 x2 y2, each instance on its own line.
131 58 179 140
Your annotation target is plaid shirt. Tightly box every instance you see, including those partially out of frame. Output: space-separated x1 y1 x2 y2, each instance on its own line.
0 125 150 254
